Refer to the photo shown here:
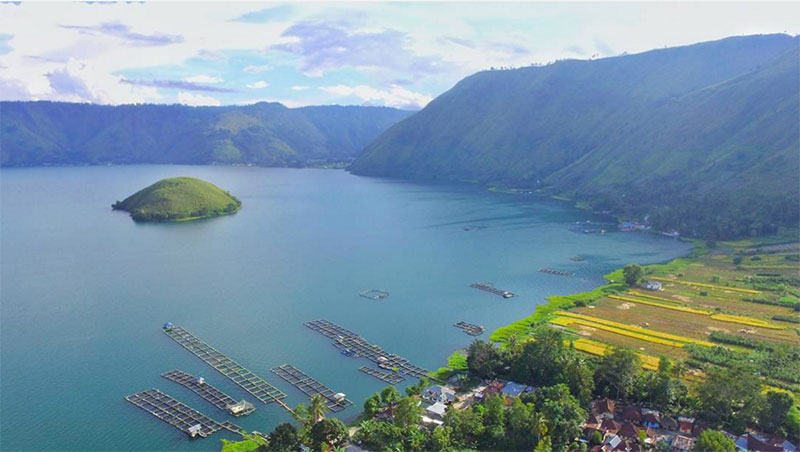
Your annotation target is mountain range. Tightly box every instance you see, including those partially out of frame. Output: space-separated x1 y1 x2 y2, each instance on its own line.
1 102 412 167
351 34 800 239
1 34 797 239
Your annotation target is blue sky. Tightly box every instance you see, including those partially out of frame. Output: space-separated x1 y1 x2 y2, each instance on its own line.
1 2 798 109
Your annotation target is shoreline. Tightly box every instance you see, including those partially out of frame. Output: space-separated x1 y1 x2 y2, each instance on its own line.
435 227 800 377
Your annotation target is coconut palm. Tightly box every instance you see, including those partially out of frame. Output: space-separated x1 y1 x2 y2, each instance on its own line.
309 394 330 423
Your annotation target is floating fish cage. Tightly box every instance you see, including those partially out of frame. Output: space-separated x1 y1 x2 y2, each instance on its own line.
359 289 389 300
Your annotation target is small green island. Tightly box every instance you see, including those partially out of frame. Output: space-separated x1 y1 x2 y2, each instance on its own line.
112 177 242 222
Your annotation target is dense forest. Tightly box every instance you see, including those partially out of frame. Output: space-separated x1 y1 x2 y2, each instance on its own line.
351 34 800 239
1 101 412 167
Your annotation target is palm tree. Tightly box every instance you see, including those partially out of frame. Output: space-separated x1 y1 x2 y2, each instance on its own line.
531 412 549 444
293 402 311 427
309 394 329 423
506 333 522 356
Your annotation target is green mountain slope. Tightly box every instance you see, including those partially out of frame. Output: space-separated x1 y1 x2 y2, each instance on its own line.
0 102 412 167
112 177 241 222
351 34 800 239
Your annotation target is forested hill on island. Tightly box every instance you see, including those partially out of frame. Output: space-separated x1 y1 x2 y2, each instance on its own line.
1 102 412 167
351 34 800 240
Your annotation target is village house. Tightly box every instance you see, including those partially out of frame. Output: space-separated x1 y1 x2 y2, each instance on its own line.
642 280 662 291
671 435 694 452
677 416 695 435
424 401 448 421
475 380 505 401
735 432 798 452
421 384 456 404
641 409 661 429
592 398 616 419
621 406 642 424
500 381 533 404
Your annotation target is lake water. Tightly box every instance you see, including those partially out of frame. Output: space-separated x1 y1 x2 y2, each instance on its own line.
0 166 691 451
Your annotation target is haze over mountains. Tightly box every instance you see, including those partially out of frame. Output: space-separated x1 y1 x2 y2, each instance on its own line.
1 102 412 167
352 34 800 238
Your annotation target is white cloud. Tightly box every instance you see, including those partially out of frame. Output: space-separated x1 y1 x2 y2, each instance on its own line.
184 74 223 84
291 85 309 91
246 80 268 89
243 64 271 74
1 2 798 106
321 84 432 109
177 91 220 106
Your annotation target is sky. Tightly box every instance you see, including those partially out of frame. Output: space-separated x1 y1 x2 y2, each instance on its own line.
1 2 798 110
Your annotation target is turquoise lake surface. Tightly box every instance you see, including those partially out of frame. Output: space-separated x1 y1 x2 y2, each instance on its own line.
0 166 691 451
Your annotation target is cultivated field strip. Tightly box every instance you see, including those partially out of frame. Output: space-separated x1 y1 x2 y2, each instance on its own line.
554 311 716 347
609 294 711 315
650 277 761 294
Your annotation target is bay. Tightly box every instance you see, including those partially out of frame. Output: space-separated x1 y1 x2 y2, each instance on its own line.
0 166 690 451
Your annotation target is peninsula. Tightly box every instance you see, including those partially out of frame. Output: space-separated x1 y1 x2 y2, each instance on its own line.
112 177 241 222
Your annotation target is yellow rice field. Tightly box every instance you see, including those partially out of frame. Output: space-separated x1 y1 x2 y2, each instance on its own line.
555 311 717 347
569 338 661 371
552 316 686 347
710 314 785 330
650 277 760 294
608 294 711 315
627 291 682 304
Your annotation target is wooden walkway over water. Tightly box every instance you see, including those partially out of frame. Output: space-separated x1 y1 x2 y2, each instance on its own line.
161 370 255 417
271 364 353 412
162 325 287 407
304 319 429 379
358 366 405 384
125 389 242 438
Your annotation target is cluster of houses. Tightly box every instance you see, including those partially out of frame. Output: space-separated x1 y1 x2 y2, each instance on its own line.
372 379 798 452
419 379 535 425
618 221 651 232
583 398 798 452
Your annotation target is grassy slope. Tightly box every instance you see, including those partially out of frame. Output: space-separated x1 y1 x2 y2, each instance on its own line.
112 177 241 222
350 34 799 236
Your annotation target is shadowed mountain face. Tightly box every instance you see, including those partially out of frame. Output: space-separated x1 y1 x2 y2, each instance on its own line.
0 102 413 167
351 34 800 239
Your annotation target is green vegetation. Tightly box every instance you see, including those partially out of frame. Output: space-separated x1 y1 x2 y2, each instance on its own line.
1 102 412 167
695 430 737 452
112 177 241 222
623 264 644 287
475 232 800 447
352 34 799 240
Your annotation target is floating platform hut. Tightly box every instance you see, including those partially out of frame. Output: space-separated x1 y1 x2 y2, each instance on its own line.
162 323 288 410
304 319 430 379
569 256 585 262
358 366 405 384
454 321 486 336
271 364 353 412
360 289 389 300
538 268 574 276
125 389 241 438
469 282 516 298
162 370 255 417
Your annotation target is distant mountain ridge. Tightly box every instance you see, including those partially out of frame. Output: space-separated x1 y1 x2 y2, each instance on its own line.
351 34 800 239
0 101 413 167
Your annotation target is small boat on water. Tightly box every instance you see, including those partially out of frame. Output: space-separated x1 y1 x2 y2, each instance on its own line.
340 348 356 357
